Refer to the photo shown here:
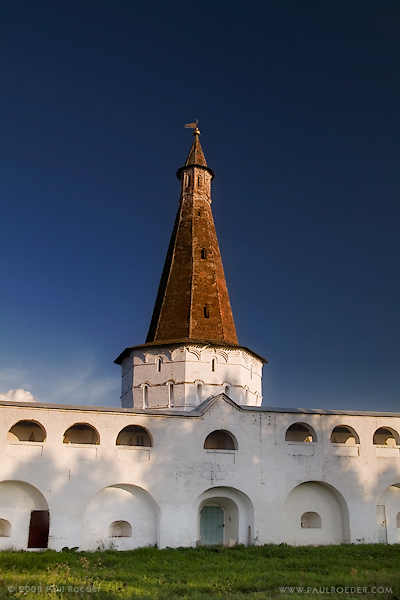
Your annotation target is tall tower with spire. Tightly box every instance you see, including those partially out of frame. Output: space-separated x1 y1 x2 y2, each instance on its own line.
115 128 265 410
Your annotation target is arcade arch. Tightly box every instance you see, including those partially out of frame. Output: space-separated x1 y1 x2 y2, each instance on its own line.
373 428 399 446
204 430 237 450
285 423 316 443
7 421 46 443
330 425 360 445
0 481 49 550
116 425 152 447
63 423 99 445
194 487 254 546
377 484 400 544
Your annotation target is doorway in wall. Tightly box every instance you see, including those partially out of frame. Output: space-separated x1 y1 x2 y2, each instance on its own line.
200 505 224 545
28 510 49 548
377 505 387 544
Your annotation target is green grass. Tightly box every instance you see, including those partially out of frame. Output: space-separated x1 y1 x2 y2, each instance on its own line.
0 545 399 599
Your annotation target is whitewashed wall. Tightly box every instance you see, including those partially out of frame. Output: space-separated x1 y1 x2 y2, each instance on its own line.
0 398 400 550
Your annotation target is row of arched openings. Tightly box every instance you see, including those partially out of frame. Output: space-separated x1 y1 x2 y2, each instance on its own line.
285 423 399 446
7 422 153 446
7 420 399 448
7 421 237 450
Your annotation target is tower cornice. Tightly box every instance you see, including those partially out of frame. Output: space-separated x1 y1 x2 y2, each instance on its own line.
115 339 268 365
176 163 215 180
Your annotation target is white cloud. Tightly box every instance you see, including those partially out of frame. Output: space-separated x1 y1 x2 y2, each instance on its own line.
0 388 38 403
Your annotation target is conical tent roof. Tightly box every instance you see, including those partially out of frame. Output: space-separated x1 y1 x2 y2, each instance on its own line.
146 131 238 345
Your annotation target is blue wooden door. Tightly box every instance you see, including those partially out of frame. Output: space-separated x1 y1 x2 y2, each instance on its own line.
200 506 224 545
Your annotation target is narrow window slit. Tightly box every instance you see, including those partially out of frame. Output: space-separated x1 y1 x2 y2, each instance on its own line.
201 248 207 259
204 306 209 318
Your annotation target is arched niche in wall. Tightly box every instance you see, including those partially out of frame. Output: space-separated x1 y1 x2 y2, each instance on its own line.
195 380 204 403
7 420 46 443
301 512 321 529
0 519 11 537
330 425 360 445
81 484 159 551
116 425 152 447
63 423 100 445
204 430 237 450
285 423 316 443
109 520 132 538
373 427 399 446
283 481 350 545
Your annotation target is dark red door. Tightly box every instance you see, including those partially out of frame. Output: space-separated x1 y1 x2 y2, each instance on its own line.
28 510 49 548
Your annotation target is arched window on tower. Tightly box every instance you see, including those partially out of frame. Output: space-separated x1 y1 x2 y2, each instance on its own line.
156 357 162 372
168 382 174 408
211 358 216 372
142 385 149 409
197 383 203 403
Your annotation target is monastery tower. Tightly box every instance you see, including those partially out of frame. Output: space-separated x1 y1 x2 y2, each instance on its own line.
115 128 266 410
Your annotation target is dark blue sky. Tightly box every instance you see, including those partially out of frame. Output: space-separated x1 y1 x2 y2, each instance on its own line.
1 0 399 411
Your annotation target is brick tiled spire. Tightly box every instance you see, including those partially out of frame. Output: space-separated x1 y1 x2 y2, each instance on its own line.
146 130 238 345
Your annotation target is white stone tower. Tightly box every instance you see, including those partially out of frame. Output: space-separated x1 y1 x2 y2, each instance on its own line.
115 128 266 410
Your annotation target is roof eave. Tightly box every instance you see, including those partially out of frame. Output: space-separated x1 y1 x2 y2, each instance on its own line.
114 338 267 365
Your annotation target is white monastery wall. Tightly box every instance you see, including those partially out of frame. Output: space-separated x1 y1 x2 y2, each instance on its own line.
1 397 400 551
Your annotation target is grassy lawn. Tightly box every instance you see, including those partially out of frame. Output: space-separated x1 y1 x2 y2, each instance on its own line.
0 545 399 600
